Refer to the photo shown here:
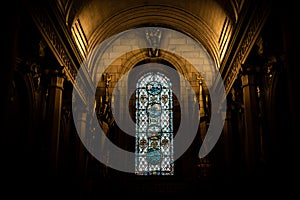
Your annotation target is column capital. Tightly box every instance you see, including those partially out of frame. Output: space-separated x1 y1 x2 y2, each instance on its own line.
45 66 65 90
44 66 65 78
240 64 260 88
241 64 261 75
196 73 204 85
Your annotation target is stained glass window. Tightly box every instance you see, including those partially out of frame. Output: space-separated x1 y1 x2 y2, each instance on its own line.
135 72 174 175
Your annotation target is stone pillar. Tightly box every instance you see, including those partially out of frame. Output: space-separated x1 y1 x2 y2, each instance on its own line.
241 64 260 173
45 67 65 174
196 74 212 178
223 106 233 178
197 75 207 145
76 107 89 190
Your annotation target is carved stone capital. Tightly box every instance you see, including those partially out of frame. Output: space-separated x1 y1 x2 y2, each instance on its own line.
241 64 261 74
44 66 65 90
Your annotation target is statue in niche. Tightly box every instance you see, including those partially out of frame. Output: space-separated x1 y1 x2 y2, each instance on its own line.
145 28 162 57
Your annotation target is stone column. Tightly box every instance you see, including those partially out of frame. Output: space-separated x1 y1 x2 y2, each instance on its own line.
241 64 260 173
45 67 65 174
75 107 89 190
197 74 207 145
196 74 212 178
223 106 233 178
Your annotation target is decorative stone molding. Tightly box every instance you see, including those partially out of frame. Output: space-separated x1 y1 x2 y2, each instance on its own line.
33 11 74 77
29 5 90 104
223 1 270 94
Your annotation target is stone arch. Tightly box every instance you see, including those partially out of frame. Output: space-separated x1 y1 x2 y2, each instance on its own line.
119 50 187 79
87 5 220 69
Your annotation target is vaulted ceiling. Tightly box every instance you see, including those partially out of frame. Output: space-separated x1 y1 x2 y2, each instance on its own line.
26 0 271 97
58 0 245 65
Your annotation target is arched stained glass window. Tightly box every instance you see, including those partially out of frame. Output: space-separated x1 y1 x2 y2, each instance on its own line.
135 72 174 175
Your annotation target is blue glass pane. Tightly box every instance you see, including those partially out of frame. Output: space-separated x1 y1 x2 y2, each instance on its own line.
147 81 162 95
